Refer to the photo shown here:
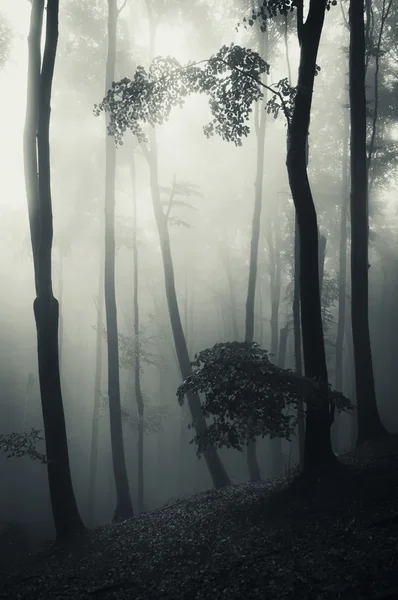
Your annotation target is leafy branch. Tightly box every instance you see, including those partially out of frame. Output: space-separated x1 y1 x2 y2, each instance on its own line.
0 429 49 463
94 44 296 147
177 342 352 456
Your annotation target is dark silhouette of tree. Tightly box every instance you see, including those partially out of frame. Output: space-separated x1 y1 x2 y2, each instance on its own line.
349 0 387 444
23 0 84 538
103 0 134 522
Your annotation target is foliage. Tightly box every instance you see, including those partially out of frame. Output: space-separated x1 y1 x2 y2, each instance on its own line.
0 429 48 463
177 342 352 456
242 0 336 27
94 44 295 147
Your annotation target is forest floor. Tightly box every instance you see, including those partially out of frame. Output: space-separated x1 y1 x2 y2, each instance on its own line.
1 435 398 599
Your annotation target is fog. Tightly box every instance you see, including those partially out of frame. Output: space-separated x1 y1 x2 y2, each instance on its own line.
0 0 397 542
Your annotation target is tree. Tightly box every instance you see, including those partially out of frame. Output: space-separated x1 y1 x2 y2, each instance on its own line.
23 0 84 538
177 342 352 457
349 0 387 443
87 273 104 528
245 24 269 483
130 153 145 514
103 0 134 521
251 0 337 476
97 2 339 477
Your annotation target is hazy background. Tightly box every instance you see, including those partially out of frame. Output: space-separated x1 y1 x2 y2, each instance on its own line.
0 0 397 539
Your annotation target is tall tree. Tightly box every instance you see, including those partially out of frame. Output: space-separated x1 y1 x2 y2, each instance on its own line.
104 0 134 521
245 25 268 483
256 0 337 476
142 0 230 489
130 153 145 514
349 0 387 444
87 265 104 527
23 0 84 538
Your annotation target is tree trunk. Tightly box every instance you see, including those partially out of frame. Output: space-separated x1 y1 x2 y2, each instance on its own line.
293 220 305 470
245 27 268 483
318 232 326 294
286 0 336 479
277 325 289 368
130 152 145 514
349 0 387 444
24 0 84 539
267 219 282 360
218 242 240 340
104 0 134 520
143 4 229 489
146 145 230 489
272 323 289 476
87 264 104 527
333 99 349 451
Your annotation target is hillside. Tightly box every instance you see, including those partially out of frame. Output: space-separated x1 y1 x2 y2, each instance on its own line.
1 435 398 600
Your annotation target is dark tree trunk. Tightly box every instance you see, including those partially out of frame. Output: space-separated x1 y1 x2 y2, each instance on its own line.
286 0 336 478
24 0 84 539
293 220 305 470
130 153 145 514
284 0 304 470
87 264 104 527
318 232 326 294
349 0 387 444
104 0 134 521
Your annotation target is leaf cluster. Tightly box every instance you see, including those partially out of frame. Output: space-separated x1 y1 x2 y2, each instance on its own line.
0 429 48 463
177 342 352 456
94 44 294 147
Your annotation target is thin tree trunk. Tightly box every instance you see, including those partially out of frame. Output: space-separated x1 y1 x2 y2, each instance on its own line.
145 144 230 489
58 247 64 369
245 27 268 483
24 0 84 538
286 0 337 479
333 99 349 451
267 220 282 360
130 152 145 514
318 232 326 294
277 325 289 368
335 102 349 393
272 323 289 476
87 264 104 527
349 0 386 444
144 4 230 489
104 0 134 520
219 242 240 340
293 221 305 470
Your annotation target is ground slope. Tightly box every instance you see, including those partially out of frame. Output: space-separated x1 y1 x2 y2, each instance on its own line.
1 435 398 599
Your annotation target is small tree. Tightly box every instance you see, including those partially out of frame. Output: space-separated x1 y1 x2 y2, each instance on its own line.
177 342 352 460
